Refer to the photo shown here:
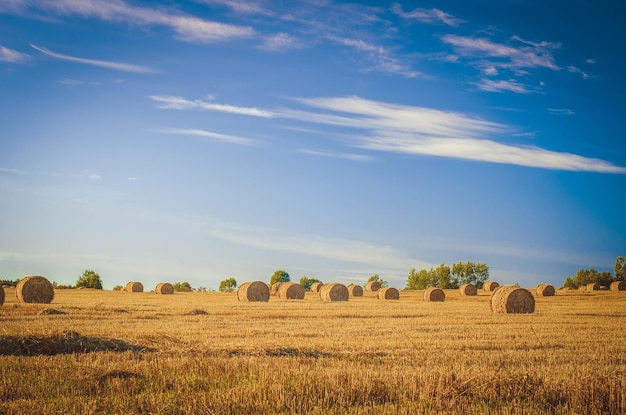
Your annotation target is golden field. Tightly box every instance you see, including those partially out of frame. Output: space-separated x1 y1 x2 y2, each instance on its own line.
0 286 625 414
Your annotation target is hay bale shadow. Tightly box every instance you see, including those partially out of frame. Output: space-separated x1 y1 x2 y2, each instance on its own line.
0 330 154 356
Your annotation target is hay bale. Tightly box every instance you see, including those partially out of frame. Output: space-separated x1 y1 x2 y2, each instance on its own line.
459 283 477 296
578 285 587 292
423 287 445 302
155 282 174 295
365 281 381 292
269 282 283 296
536 283 555 297
586 282 601 291
347 284 363 297
377 287 400 300
490 285 535 314
0 284 4 306
278 282 305 300
16 276 54 304
610 281 626 291
125 282 144 293
237 281 270 302
309 282 324 292
483 281 499 292
319 283 349 302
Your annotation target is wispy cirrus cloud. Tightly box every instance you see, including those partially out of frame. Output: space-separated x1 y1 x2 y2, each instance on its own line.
0 45 30 63
151 94 626 173
150 95 275 117
548 108 575 116
259 33 303 52
298 149 374 162
391 3 463 27
472 78 538 94
158 128 257 146
31 44 155 73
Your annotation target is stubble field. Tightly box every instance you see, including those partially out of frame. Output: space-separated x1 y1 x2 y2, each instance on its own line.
0 286 625 414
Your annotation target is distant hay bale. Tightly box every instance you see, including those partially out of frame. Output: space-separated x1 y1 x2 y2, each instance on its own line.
309 282 324 292
269 282 283 296
319 283 349 302
16 276 54 304
377 287 400 300
423 287 445 302
0 284 4 306
536 283 555 297
155 283 174 295
490 285 535 314
459 284 477 296
610 281 626 291
278 282 305 300
365 281 381 292
578 285 587 292
483 281 499 292
237 281 270 302
347 284 363 297
586 282 601 291
125 282 144 293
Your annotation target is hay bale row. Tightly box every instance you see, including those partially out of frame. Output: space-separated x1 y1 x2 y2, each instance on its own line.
490 285 535 314
365 281 381 292
610 281 626 291
459 283 477 296
483 281 499 292
536 283 555 297
377 287 399 300
155 282 174 295
347 284 363 297
309 282 324 292
237 281 270 302
278 282 305 300
0 284 4 306
423 287 445 302
269 282 282 296
586 282 601 291
319 283 348 302
17 276 54 304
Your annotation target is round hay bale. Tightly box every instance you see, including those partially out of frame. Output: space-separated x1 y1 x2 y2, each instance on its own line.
586 282 601 291
309 282 324 292
347 284 363 297
319 283 349 302
490 285 535 314
578 285 587 292
278 282 305 300
237 281 270 302
377 287 400 300
0 284 4 306
459 283 477 296
536 283 555 297
365 281 381 292
269 282 283 296
155 282 174 295
483 281 499 292
423 287 445 302
610 281 626 291
125 281 144 293
16 276 54 304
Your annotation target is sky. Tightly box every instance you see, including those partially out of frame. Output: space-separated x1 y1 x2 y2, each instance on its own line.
1 0 625 291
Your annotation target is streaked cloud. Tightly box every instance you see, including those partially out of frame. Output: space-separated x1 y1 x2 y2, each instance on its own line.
392 3 463 27
259 33 303 52
31 44 156 73
150 95 275 117
548 108 575 116
0 45 30 63
298 149 374 162
472 78 538 94
158 128 257 146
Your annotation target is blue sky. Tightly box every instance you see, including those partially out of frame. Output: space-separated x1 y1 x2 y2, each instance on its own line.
1 0 625 290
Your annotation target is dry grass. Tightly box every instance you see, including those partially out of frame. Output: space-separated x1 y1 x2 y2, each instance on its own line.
1 287 625 414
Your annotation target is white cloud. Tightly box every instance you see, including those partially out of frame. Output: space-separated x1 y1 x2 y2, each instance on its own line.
150 95 276 117
392 3 463 27
298 149 374 162
0 45 30 63
548 108 575 116
158 128 257 146
259 33 302 52
31 44 155 73
472 78 538 94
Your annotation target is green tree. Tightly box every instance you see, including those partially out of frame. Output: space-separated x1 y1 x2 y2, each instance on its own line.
269 269 290 285
75 269 102 289
430 263 455 289
406 267 433 290
367 274 388 287
614 256 626 281
112 285 123 291
563 267 614 289
299 276 321 291
172 281 193 292
451 261 489 289
219 277 237 292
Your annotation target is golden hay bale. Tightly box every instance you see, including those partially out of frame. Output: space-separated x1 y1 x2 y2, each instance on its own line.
377 287 400 300
237 281 270 302
365 281 381 292
16 276 54 304
490 285 535 314
278 282 305 300
269 282 283 296
125 282 144 293
578 285 587 292
483 281 499 292
459 283 477 296
536 283 555 297
423 287 445 302
319 283 349 302
586 282 601 291
610 281 626 291
309 282 324 292
347 284 363 297
0 284 4 306
155 282 174 295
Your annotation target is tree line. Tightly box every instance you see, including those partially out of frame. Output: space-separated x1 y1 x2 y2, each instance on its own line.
405 261 489 290
562 256 625 289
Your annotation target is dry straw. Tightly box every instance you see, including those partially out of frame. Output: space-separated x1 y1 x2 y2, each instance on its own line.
309 282 324 292
237 281 270 302
16 276 54 304
319 283 349 301
278 282 305 300
155 283 174 295
423 287 445 302
269 282 283 296
377 287 400 300
125 282 144 293
483 281 500 292
490 285 535 314
0 284 4 306
586 282 601 291
347 284 363 297
536 283 555 297
459 283 477 296
365 281 381 292
610 281 626 291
